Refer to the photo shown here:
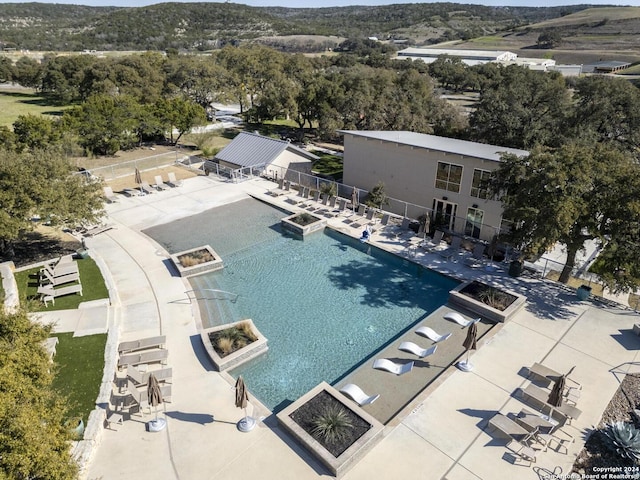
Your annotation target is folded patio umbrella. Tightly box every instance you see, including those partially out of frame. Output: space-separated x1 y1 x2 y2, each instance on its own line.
458 321 477 372
235 376 256 432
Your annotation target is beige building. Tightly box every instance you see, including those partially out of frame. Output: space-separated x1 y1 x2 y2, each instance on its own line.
214 131 317 179
339 130 528 242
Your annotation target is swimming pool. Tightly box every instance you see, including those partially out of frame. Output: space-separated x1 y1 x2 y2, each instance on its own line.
145 198 459 410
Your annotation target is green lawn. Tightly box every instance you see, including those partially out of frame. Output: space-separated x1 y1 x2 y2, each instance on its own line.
311 152 344 179
14 256 109 311
0 88 68 127
51 332 107 428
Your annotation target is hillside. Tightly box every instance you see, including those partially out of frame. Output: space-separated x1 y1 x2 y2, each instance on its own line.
450 6 640 65
0 2 592 52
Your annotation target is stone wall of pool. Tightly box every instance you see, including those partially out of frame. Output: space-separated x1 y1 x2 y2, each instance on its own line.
449 280 526 323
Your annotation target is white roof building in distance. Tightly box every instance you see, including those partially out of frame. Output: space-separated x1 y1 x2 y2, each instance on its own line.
397 47 517 66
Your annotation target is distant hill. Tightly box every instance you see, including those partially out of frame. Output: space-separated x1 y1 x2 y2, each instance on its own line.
0 2 596 52
450 6 640 65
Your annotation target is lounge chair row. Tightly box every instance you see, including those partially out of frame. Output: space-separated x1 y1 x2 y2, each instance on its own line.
109 172 183 201
340 311 479 407
485 362 582 467
118 335 166 354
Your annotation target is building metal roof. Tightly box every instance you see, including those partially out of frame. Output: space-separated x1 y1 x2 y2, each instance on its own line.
397 47 515 60
215 132 318 168
338 130 529 162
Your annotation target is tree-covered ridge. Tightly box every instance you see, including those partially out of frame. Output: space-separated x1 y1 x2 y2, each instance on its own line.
0 2 593 51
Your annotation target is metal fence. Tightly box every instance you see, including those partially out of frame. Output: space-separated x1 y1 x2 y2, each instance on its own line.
89 151 195 182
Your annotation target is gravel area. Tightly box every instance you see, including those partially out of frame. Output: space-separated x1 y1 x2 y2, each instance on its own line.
573 374 640 473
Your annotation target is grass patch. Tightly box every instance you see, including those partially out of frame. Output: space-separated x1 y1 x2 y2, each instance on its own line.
545 270 605 296
0 88 68 127
311 152 343 178
14 256 109 311
51 332 106 426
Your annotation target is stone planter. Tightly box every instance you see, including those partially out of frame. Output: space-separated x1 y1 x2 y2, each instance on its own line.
170 245 223 277
449 280 526 323
200 319 267 371
277 382 384 477
281 213 326 237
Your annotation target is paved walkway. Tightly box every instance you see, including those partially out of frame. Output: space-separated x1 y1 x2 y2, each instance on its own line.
66 175 640 480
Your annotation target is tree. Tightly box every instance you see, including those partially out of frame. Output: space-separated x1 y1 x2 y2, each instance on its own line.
0 148 104 257
365 181 388 209
0 308 78 479
154 96 206 146
537 31 562 48
469 65 570 149
64 94 140 155
571 76 640 156
13 56 43 89
13 114 61 152
489 142 640 290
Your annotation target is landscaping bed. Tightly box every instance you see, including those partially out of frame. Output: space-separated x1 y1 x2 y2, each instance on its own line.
449 280 526 323
200 319 267 371
573 374 640 474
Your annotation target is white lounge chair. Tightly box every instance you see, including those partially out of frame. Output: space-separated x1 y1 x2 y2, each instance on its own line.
463 243 487 268
373 358 414 375
167 172 183 187
118 335 167 354
398 342 437 358
154 175 171 191
422 230 445 250
139 181 155 195
415 326 452 343
444 312 481 327
339 383 380 406
438 236 463 260
103 186 119 203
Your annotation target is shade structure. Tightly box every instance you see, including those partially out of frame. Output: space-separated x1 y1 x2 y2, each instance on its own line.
235 376 256 432
458 322 478 372
147 373 166 432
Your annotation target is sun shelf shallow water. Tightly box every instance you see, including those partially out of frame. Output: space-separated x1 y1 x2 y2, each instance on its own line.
144 197 459 411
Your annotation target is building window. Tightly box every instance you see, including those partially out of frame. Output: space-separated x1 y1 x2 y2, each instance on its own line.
465 207 484 239
470 169 491 199
435 162 463 193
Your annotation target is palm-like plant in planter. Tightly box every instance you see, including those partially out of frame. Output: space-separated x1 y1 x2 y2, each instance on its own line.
311 405 354 445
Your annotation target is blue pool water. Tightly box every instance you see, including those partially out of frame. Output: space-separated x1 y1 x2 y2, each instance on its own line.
145 198 458 411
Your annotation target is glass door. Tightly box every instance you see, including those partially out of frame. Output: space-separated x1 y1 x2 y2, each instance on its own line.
432 199 458 232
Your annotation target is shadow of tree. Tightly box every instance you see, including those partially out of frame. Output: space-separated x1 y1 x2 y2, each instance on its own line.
326 252 457 311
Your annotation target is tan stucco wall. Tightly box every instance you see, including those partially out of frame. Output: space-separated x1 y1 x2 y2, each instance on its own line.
342 134 505 241
267 150 313 178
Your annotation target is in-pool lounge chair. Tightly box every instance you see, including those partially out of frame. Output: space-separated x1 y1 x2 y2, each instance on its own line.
339 383 380 406
444 312 481 328
373 358 414 375
398 341 437 359
415 326 452 343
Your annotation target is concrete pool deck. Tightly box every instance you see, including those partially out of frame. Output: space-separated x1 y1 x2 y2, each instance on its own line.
76 175 640 480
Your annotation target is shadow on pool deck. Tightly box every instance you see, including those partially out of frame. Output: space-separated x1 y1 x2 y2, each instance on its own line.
334 305 498 425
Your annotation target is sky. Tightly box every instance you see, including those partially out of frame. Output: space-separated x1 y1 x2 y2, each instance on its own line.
0 0 638 7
